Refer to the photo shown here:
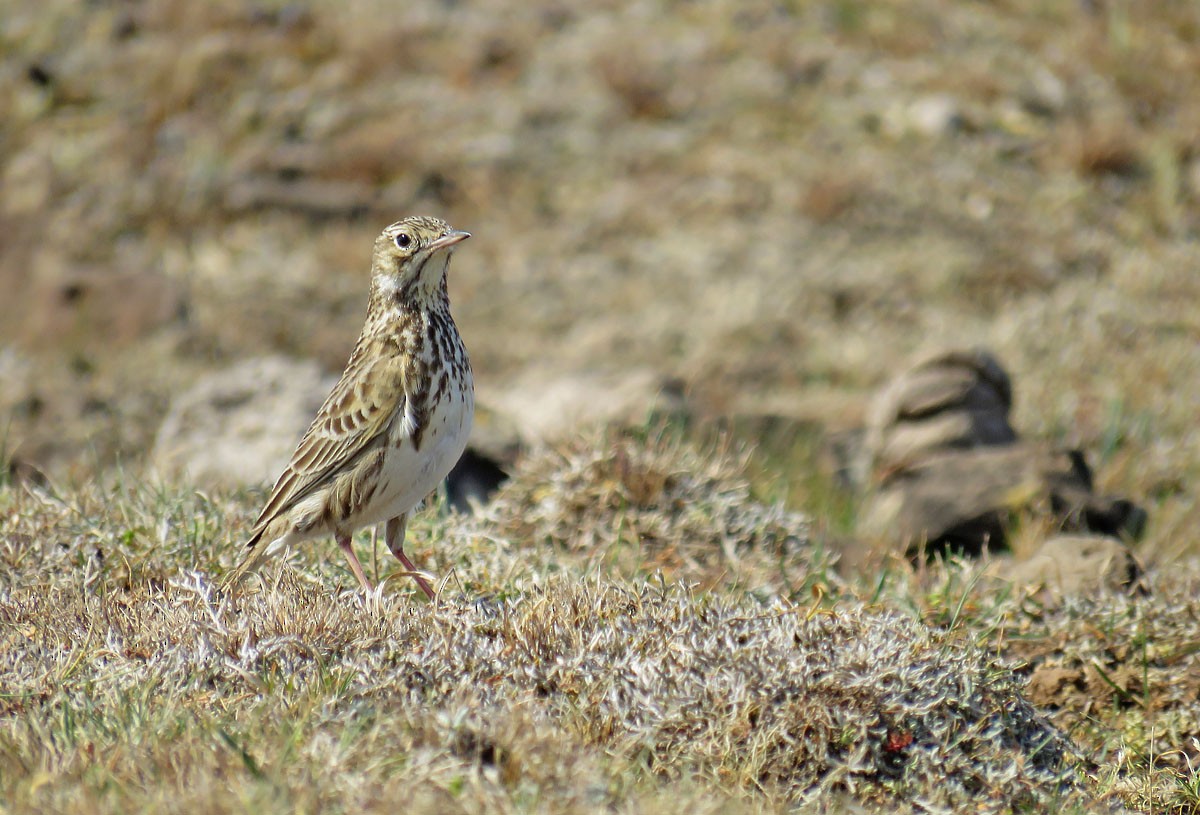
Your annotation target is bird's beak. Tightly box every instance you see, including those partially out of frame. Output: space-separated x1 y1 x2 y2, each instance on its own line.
429 230 471 251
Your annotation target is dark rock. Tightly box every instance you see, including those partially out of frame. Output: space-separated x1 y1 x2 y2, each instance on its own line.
856 348 1146 558
446 447 509 512
859 347 1016 484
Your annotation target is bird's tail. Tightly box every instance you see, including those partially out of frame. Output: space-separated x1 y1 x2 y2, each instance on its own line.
220 534 268 592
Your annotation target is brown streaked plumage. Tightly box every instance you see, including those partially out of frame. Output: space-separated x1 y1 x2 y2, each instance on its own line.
224 216 475 597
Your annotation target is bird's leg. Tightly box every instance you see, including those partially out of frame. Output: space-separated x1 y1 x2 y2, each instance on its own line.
370 524 380 585
337 535 374 592
386 514 436 599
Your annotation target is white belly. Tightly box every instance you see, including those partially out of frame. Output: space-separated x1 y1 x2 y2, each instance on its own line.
362 384 474 525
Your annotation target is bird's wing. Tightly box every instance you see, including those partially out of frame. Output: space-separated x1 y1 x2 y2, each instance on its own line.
247 340 410 543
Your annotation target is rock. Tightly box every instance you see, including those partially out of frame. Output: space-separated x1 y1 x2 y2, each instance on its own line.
445 448 508 513
883 94 964 139
853 347 1148 556
857 440 1145 557
151 356 334 488
858 347 1016 484
476 368 684 447
909 94 963 136
858 444 1052 556
21 259 186 352
1020 66 1068 118
997 535 1143 598
1043 450 1149 541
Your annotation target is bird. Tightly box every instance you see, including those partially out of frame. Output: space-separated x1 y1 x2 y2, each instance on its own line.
224 216 475 598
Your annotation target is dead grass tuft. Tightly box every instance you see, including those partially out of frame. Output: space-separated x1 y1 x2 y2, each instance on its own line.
470 428 819 594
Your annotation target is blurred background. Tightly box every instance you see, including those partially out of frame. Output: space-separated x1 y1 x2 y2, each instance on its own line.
1 0 1198 556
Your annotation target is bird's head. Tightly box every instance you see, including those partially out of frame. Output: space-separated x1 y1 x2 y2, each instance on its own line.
371 216 470 306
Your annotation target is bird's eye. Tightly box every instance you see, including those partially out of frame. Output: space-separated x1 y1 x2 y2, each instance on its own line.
394 233 412 249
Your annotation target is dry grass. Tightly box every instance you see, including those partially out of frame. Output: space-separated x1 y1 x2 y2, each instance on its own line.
0 432 1110 814
474 428 820 596
4 430 1200 812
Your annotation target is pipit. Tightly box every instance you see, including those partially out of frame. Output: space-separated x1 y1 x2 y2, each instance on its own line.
225 216 474 598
